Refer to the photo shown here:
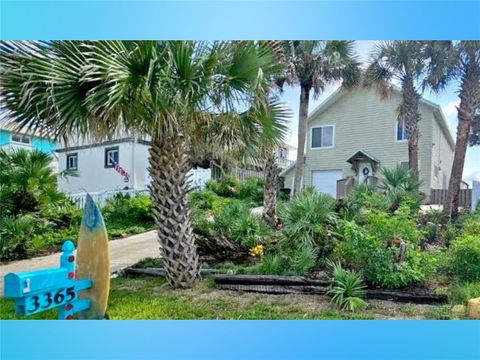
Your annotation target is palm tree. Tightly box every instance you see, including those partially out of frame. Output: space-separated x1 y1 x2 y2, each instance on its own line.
282 41 361 195
0 40 282 288
424 41 480 219
365 41 428 172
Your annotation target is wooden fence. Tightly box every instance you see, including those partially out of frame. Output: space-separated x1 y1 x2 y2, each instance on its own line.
430 189 472 207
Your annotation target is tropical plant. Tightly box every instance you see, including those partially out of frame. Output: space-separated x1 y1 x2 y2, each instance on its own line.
327 260 367 312
365 41 428 172
279 187 337 251
282 41 361 194
0 40 285 288
450 234 480 281
379 165 422 212
423 41 480 219
0 149 64 216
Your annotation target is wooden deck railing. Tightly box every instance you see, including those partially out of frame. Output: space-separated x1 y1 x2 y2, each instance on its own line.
430 189 472 207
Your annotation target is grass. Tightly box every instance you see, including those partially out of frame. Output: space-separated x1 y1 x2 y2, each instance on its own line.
0 276 452 320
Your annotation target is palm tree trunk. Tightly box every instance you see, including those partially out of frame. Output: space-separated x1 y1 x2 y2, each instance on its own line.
293 85 310 195
401 77 421 172
444 73 479 219
263 150 278 227
148 135 199 288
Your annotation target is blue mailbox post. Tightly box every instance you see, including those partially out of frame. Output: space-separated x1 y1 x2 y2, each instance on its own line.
4 241 93 320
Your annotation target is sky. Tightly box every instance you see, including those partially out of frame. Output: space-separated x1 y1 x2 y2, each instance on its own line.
280 40 480 185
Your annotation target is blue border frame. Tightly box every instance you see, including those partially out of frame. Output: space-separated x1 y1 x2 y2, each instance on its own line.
1 1 480 359
1 1 479 40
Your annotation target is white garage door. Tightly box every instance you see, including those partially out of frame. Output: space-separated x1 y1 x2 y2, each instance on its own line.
312 170 343 198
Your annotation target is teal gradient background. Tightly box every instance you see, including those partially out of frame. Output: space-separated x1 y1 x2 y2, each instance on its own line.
1 1 480 359
1 1 479 40
2 320 480 359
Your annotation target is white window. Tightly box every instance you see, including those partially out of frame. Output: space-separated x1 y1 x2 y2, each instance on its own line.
396 118 408 141
11 134 31 144
66 153 78 170
399 161 409 170
311 125 334 149
105 146 119 168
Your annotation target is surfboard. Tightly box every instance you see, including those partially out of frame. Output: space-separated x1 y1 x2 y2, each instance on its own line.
75 194 110 319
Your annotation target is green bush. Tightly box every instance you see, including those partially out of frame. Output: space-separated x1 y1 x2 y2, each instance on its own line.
254 254 285 275
340 184 389 220
206 176 240 197
327 260 367 312
237 177 264 203
450 234 480 281
188 190 232 216
449 281 480 304
379 165 422 212
213 203 272 248
288 246 317 276
335 207 437 288
102 193 154 228
279 187 337 250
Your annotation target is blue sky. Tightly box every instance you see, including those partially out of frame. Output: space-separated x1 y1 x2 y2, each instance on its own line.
280 40 480 185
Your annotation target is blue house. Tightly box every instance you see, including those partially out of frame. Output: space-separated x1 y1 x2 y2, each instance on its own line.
0 127 57 154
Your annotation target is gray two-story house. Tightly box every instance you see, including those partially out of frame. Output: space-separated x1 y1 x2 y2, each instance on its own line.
281 86 455 199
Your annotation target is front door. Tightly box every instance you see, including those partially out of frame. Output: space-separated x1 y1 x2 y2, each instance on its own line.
358 161 372 184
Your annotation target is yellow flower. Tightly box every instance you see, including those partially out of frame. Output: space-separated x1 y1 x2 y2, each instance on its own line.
249 244 264 257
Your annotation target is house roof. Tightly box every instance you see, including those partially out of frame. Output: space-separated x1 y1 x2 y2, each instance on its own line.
346 150 380 164
307 86 455 150
279 162 296 177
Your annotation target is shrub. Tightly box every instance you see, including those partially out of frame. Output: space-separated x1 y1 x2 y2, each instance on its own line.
459 211 480 237
206 176 240 197
379 165 422 212
214 203 272 248
450 234 480 281
279 187 337 250
254 254 285 275
0 215 48 261
288 246 317 276
327 260 367 312
340 184 389 220
449 281 480 305
237 177 264 203
335 207 437 288
102 193 154 227
188 190 232 216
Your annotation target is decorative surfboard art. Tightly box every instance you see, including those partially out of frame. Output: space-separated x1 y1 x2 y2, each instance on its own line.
75 194 110 319
3 194 110 320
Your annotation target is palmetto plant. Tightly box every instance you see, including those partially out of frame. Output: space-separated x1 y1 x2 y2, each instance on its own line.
423 41 480 219
282 41 361 195
327 260 367 312
365 41 428 172
0 149 63 216
0 40 285 288
379 165 422 212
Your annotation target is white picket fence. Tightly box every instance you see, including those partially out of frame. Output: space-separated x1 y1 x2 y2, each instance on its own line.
67 168 212 208
68 188 150 208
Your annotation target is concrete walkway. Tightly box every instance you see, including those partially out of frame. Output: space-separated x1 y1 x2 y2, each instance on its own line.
0 230 159 297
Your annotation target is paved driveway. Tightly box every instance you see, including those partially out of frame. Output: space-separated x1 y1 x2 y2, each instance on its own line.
0 230 159 297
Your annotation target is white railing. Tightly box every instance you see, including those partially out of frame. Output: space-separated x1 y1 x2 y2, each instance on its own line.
67 188 150 208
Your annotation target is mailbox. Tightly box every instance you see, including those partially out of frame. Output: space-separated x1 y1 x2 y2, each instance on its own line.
3 241 93 319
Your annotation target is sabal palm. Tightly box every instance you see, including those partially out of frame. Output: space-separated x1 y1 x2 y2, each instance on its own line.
0 40 282 288
424 41 480 219
365 41 427 172
282 41 361 194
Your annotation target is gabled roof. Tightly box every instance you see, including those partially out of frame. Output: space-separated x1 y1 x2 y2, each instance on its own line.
307 86 455 150
279 162 295 177
346 150 379 164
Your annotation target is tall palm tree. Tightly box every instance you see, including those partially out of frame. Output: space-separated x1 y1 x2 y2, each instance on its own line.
424 41 480 219
365 41 428 172
0 40 282 288
282 41 361 195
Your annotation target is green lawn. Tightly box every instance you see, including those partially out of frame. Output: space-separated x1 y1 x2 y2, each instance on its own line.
0 276 452 320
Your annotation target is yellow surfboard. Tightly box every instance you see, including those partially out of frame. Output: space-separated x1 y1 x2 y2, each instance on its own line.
76 194 110 319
